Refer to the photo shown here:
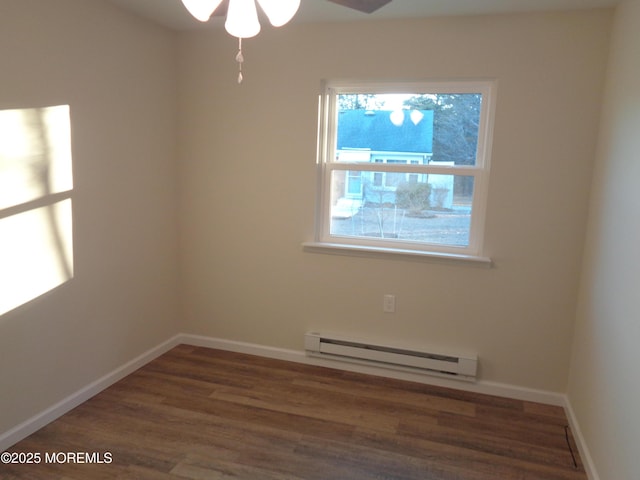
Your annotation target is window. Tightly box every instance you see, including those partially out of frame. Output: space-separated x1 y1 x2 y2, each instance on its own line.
0 105 74 315
309 80 495 261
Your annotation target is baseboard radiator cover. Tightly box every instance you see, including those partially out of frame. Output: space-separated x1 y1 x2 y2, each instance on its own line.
304 332 477 382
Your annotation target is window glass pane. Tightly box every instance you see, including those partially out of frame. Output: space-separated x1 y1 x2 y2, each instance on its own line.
335 92 481 167
346 171 362 196
0 200 73 315
0 105 73 210
330 172 474 247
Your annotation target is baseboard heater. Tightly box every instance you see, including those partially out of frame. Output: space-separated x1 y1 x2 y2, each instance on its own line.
304 332 477 381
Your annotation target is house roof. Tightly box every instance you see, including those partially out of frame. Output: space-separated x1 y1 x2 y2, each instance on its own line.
336 109 433 154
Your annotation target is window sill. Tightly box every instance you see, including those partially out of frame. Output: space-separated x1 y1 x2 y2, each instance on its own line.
302 242 492 267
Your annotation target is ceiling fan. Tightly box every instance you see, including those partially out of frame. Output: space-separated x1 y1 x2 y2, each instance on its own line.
322 0 393 14
181 0 393 82
206 0 393 18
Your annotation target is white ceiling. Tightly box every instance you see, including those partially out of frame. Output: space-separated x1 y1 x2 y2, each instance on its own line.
106 0 619 31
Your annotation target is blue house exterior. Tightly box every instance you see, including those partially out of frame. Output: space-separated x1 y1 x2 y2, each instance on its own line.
333 109 437 210
337 109 433 154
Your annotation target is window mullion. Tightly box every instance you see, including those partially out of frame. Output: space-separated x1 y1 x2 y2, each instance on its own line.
328 163 480 177
328 163 429 174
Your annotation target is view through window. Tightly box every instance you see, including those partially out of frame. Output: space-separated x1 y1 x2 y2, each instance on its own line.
0 105 74 315
316 81 494 257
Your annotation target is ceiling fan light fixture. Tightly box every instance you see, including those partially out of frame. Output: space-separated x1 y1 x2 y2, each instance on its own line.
256 0 301 27
180 0 304 83
181 0 224 22
225 0 261 38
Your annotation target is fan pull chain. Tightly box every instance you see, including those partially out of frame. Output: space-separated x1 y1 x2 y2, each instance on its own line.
235 37 244 84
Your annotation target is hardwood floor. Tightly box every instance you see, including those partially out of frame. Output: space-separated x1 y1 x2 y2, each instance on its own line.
2 345 586 479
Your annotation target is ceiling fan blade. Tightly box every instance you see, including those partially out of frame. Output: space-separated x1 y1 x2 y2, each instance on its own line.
211 0 229 17
326 0 392 14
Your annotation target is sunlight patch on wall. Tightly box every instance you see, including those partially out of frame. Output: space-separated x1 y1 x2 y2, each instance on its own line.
0 105 74 316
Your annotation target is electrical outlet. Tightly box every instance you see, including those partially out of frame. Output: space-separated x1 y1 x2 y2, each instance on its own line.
383 294 396 313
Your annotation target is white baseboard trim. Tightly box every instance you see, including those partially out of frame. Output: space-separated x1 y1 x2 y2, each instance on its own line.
179 333 566 406
562 395 600 480
0 335 182 453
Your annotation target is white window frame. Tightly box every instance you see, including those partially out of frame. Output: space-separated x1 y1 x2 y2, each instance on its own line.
306 80 496 264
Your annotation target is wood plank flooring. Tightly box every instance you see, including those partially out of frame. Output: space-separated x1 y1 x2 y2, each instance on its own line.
2 345 586 479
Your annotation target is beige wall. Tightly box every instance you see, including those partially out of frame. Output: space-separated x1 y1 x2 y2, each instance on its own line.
0 0 179 433
568 1 640 478
178 10 611 392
